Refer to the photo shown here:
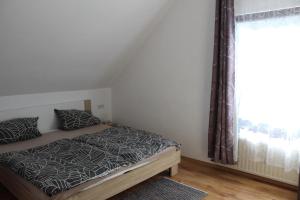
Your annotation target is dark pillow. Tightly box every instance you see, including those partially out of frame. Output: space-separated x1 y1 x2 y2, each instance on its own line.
0 117 41 145
54 109 101 130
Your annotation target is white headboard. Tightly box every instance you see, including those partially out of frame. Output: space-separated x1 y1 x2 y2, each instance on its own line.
0 99 90 133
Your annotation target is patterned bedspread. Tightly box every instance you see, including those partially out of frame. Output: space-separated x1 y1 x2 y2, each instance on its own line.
0 127 180 197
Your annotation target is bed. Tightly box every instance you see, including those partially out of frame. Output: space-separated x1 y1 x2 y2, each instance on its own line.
0 100 181 200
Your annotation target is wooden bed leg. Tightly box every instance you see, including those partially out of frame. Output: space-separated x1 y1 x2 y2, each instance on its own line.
170 164 178 177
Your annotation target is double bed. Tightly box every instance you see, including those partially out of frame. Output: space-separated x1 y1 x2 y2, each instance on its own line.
0 100 181 200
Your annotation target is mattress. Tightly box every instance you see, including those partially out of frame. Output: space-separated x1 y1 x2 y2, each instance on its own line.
0 125 179 200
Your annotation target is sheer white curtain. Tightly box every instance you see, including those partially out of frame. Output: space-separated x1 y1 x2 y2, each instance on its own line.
235 3 300 172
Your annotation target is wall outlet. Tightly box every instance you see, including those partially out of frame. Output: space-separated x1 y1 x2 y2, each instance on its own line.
97 104 105 110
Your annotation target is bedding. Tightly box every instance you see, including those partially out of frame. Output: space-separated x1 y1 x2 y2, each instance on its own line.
0 124 109 154
0 117 41 144
0 126 180 197
54 109 101 130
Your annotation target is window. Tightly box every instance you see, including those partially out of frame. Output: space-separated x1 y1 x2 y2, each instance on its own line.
235 8 300 171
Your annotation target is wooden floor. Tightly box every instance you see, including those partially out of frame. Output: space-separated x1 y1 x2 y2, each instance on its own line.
172 157 297 200
0 157 297 200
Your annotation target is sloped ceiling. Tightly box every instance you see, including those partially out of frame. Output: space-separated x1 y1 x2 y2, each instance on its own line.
0 0 170 96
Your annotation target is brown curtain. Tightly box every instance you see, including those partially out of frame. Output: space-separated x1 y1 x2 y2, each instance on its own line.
208 0 235 165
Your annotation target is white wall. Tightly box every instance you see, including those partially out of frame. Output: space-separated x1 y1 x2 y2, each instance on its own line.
0 88 111 132
235 0 300 15
112 0 215 161
0 0 170 96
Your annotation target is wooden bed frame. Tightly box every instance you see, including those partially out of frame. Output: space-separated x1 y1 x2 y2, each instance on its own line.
0 147 180 200
65 149 181 200
0 99 181 200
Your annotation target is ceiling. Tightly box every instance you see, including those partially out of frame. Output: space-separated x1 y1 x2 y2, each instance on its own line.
0 0 170 96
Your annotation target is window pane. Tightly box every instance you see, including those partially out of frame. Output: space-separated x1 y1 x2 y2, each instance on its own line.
236 15 300 139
